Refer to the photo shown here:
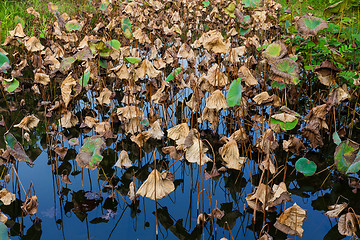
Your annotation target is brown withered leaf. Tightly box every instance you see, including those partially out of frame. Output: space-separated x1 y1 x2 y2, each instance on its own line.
14 115 40 131
338 212 360 236
267 182 293 208
61 74 77 108
239 66 258 86
130 131 151 148
205 90 229 111
9 23 26 38
324 203 348 218
167 123 190 148
96 88 113 105
83 116 99 128
54 146 68 160
185 129 212 165
136 169 175 200
60 111 79 128
274 203 306 237
219 140 246 171
135 59 160 80
198 30 230 54
128 182 138 203
148 119 164 140
0 189 16 205
34 71 51 85
282 136 306 154
94 122 116 139
162 146 183 160
115 150 132 168
25 37 44 52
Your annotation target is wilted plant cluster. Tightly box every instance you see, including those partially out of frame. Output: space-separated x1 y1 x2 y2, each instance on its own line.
0 0 359 239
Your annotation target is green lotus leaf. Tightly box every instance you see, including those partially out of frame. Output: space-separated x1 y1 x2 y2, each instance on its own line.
125 57 141 63
79 70 90 87
271 58 300 85
14 16 25 28
226 78 242 107
270 114 298 131
4 132 33 164
324 0 348 18
65 20 82 32
332 132 341 145
334 139 360 174
0 223 9 240
122 17 132 39
76 136 106 170
0 52 10 73
263 41 287 61
295 158 317 176
242 0 261 8
165 67 182 82
88 40 112 57
2 79 19 92
107 39 121 50
225 3 236 18
99 59 108 69
297 15 328 37
202 0 210 7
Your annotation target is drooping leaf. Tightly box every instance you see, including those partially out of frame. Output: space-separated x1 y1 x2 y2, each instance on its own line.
334 139 360 174
107 39 121 50
75 136 106 170
0 53 10 73
79 70 90 87
226 78 242 107
4 132 33 164
165 67 182 82
295 158 317 176
88 40 112 57
2 79 19 92
125 57 141 64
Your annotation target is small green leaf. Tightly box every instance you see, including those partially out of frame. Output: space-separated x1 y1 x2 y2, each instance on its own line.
303 18 323 30
142 119 149 127
224 3 236 18
0 52 10 73
332 132 341 145
226 78 242 107
125 57 141 63
271 81 286 90
202 0 210 7
242 0 261 8
99 59 108 69
265 43 281 57
65 21 82 32
122 17 132 39
79 70 90 87
295 158 317 176
270 117 298 131
165 67 182 82
2 79 19 92
107 40 121 50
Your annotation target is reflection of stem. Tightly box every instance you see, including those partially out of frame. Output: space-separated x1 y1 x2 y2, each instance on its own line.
11 164 27 195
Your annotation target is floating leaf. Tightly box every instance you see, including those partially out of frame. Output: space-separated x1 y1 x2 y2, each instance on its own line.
107 39 121 50
75 136 106 170
2 79 19 92
125 57 141 64
4 132 33 164
295 158 317 176
226 78 242 107
79 70 90 87
270 113 298 131
165 67 182 82
334 139 360 174
0 53 10 73
242 0 261 8
332 132 341 145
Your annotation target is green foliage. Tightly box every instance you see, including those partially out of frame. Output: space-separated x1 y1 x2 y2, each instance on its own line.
226 78 242 107
76 136 106 170
79 70 90 87
122 17 133 39
0 223 9 240
242 0 261 8
0 53 10 73
125 57 141 63
107 40 121 51
202 0 210 7
295 158 317 176
334 139 360 174
270 117 298 131
332 132 341 145
303 18 323 29
165 68 182 82
264 43 281 57
2 79 19 92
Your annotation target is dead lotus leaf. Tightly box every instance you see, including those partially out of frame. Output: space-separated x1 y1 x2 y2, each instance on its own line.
297 15 328 37
14 115 40 131
0 189 16 205
84 116 99 128
162 146 183 160
274 203 306 237
96 88 113 105
116 106 144 121
225 46 246 63
205 64 228 89
338 212 360 236
9 23 26 38
255 129 278 154
54 146 68 160
133 28 151 44
135 59 160 80
199 30 230 54
267 182 293 208
253 92 271 105
136 169 175 200
34 72 51 85
131 131 152 148
229 128 248 142
205 90 229 111
272 113 298 123
95 122 116 139
219 140 245 170
25 36 45 52
185 129 212 165
239 66 258 86
259 155 276 174
111 64 130 79
167 123 190 148
246 183 273 212
0 212 8 224
128 182 138 203
115 150 132 168
27 7 40 18
198 107 220 130
148 120 164 140
282 137 306 154
61 74 77 108
60 111 79 128
324 203 348 218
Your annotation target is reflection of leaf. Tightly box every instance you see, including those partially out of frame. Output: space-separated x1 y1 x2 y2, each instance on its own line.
75 136 106 170
0 222 9 240
295 158 317 176
5 132 33 164
154 207 174 229
169 219 191 240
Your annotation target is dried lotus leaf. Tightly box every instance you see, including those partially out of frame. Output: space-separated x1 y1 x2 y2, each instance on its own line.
274 203 306 237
